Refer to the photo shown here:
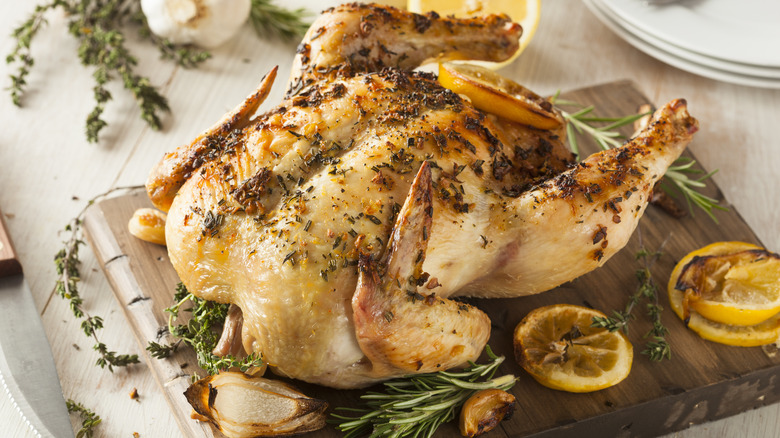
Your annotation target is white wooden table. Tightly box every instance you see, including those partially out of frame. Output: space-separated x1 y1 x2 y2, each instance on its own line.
1 1 778 437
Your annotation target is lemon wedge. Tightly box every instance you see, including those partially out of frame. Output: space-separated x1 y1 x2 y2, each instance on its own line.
438 62 563 129
668 241 780 346
514 304 633 393
408 0 541 69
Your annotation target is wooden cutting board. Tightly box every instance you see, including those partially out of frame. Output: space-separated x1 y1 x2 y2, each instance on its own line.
83 81 780 438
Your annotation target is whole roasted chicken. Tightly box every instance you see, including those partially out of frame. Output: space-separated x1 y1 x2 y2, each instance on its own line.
146 3 698 388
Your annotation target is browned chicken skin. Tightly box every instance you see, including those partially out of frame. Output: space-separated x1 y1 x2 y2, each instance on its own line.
146 3 697 388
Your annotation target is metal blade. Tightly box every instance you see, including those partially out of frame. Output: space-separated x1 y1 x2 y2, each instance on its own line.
0 274 73 438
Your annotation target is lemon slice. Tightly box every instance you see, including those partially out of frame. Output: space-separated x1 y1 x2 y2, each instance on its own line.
513 304 633 393
668 241 780 346
408 0 541 69
670 241 780 327
438 62 563 130
669 286 780 347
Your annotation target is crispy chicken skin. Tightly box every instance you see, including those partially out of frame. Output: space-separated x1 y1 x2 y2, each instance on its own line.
146 3 697 388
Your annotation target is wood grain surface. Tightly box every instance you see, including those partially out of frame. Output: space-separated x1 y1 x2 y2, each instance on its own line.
82 81 780 438
0 208 23 277
3 1 779 437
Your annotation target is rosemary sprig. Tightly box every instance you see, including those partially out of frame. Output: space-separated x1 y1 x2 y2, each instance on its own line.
146 283 264 375
591 230 672 361
551 96 724 220
331 346 517 438
66 398 102 438
558 102 650 156
55 185 143 371
663 157 726 221
250 0 311 41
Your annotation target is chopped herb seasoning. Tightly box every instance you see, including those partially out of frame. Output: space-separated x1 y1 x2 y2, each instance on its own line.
202 211 224 237
472 159 485 176
276 174 289 195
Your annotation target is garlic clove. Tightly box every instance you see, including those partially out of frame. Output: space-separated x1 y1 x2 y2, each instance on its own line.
141 0 252 49
459 388 516 437
184 372 328 437
128 208 167 246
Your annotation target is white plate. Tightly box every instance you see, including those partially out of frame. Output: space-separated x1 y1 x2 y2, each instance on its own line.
599 0 780 68
597 2 780 79
585 0 780 89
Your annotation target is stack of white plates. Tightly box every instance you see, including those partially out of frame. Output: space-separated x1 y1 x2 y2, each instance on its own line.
584 0 780 89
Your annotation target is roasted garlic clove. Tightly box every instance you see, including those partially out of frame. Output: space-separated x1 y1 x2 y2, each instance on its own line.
459 388 516 437
128 208 167 245
184 372 327 437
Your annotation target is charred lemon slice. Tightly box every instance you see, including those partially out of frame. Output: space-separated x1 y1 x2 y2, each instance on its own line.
409 0 541 69
514 304 633 393
438 62 564 130
668 241 780 346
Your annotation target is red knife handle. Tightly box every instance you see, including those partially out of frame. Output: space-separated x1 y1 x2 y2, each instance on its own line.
0 208 23 277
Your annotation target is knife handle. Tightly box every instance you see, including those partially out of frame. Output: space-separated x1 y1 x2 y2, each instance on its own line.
0 208 23 277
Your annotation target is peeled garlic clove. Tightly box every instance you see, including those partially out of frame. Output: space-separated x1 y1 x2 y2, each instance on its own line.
141 0 252 48
184 372 327 437
128 208 167 245
459 388 516 437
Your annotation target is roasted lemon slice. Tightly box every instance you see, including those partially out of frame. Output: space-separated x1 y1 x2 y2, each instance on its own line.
438 62 563 130
514 304 633 393
670 241 780 326
408 0 541 68
668 241 780 346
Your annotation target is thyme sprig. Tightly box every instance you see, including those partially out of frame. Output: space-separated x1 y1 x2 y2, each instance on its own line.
551 96 724 220
331 346 517 438
67 398 102 438
8 0 309 143
146 283 264 375
55 185 143 371
591 230 672 361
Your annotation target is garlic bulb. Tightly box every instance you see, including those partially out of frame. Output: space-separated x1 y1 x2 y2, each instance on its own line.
141 0 252 48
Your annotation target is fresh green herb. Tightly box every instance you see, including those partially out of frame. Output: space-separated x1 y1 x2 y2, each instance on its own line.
591 230 672 361
8 0 309 143
147 283 264 375
558 102 650 156
551 95 724 220
56 185 144 371
331 346 517 438
250 0 311 42
67 398 102 438
663 157 727 222
7 0 195 142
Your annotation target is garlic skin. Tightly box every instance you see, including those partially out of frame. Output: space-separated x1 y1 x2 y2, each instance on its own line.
141 0 252 48
459 389 516 437
184 372 328 437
